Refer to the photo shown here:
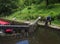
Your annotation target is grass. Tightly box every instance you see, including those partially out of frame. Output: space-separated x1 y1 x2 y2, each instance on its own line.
52 19 60 26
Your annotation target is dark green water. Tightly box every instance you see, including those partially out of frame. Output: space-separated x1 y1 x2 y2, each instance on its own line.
0 26 60 44
29 26 60 44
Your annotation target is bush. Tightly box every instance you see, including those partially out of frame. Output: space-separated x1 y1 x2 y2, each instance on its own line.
48 5 54 9
56 13 60 20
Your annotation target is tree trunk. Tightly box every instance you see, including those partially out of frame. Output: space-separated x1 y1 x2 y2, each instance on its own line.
46 0 49 8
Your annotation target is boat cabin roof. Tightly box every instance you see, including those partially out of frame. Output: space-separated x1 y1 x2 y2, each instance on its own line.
0 19 10 25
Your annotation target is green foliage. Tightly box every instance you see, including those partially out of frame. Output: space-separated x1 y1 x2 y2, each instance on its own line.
52 19 60 26
0 0 60 16
56 13 60 20
4 3 60 21
0 0 19 15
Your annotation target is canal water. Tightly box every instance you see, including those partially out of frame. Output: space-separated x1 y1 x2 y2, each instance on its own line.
0 36 29 44
0 26 60 44
16 40 29 44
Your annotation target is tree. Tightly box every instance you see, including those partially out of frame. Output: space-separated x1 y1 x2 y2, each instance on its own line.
0 0 19 15
45 0 49 8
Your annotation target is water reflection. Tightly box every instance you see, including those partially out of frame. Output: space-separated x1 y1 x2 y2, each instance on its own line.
16 40 29 44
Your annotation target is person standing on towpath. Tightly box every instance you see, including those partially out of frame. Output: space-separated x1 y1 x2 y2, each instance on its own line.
45 15 52 26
